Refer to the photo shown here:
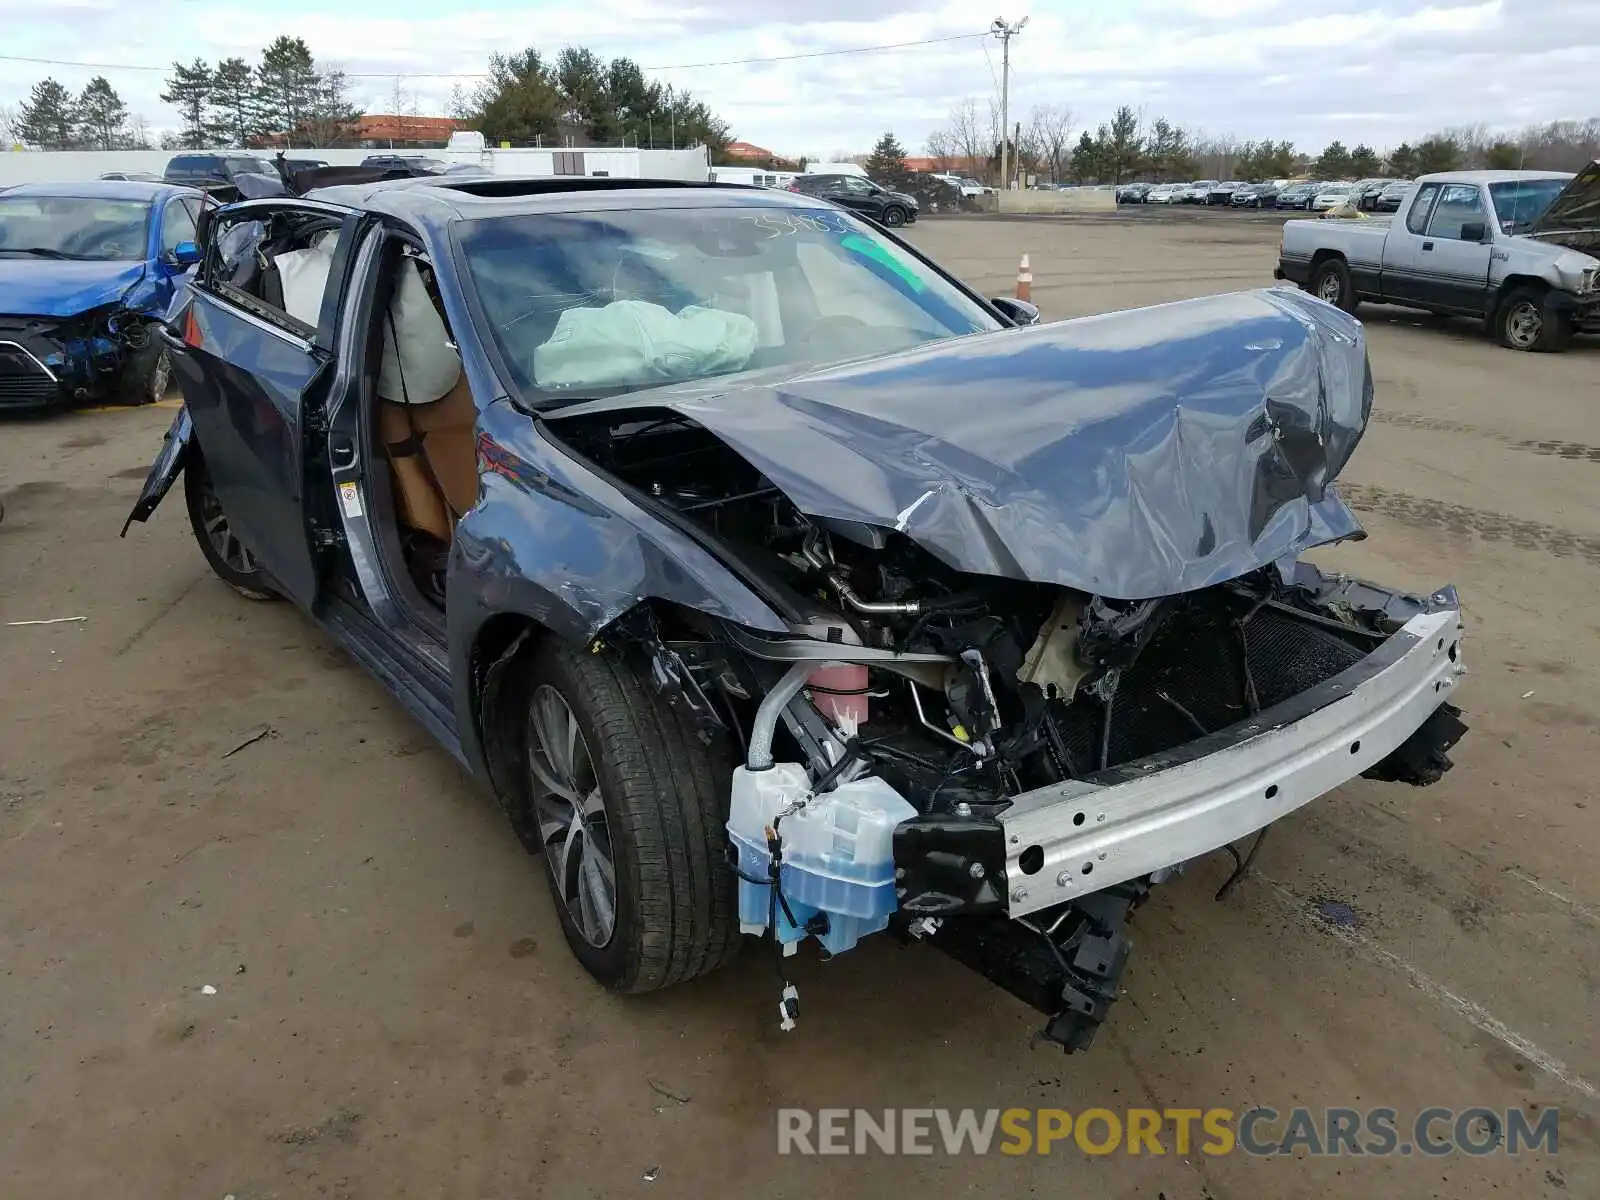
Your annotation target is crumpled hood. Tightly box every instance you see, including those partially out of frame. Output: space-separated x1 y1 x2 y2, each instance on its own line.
1528 159 1600 248
0 259 147 318
554 288 1372 600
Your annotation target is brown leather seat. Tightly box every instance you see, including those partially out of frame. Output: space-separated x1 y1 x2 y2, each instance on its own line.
378 375 477 542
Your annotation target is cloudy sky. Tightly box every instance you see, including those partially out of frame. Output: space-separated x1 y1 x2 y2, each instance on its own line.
2 0 1597 156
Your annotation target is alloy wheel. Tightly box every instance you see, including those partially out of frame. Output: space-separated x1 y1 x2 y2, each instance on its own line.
1505 301 1542 349
197 482 257 574
148 347 171 402
1317 272 1343 304
527 685 617 947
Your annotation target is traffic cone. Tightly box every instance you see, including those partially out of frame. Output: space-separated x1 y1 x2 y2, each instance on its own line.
1016 254 1032 302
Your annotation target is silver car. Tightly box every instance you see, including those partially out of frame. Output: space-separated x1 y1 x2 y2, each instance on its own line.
1311 183 1358 211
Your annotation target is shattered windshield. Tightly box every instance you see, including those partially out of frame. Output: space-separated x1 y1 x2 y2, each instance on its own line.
457 204 1000 404
0 196 150 261
1489 179 1569 234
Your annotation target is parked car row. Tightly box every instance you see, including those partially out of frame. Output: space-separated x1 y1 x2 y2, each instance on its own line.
1120 177 1418 213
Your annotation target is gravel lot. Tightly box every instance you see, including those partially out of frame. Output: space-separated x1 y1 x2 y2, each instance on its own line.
1 210 1595 1199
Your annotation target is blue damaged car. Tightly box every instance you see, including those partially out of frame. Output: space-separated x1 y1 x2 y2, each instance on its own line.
0 180 203 410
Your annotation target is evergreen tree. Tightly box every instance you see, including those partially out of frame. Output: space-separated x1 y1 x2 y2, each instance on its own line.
1414 135 1462 174
864 131 908 185
1263 140 1297 178
1102 105 1143 183
208 57 258 148
1387 143 1418 177
555 46 612 141
1313 140 1354 178
17 78 79 150
1483 140 1523 170
475 50 564 145
1071 129 1100 182
160 59 213 149
76 76 129 150
256 36 318 146
1349 143 1381 176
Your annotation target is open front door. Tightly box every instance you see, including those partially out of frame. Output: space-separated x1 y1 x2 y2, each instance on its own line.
166 198 357 608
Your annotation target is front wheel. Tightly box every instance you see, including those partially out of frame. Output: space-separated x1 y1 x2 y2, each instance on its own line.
183 456 277 600
498 640 741 994
880 205 907 227
1494 286 1572 352
120 333 171 405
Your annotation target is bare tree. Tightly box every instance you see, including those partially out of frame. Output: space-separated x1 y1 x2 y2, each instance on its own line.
1026 103 1074 182
944 98 991 175
925 129 956 171
1191 131 1242 179
0 102 21 148
387 76 422 147
127 113 154 150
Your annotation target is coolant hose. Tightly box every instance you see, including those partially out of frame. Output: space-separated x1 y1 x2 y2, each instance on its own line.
746 662 813 771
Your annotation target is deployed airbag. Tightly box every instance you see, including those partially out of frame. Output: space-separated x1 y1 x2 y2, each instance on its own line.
276 232 339 329
379 256 462 405
533 300 757 389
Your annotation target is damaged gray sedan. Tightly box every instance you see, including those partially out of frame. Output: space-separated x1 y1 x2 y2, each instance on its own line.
124 176 1467 1051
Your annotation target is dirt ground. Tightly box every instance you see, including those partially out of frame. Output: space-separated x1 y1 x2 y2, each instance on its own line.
2 211 1596 1199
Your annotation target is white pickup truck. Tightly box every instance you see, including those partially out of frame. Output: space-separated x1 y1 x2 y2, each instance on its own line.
1275 165 1599 351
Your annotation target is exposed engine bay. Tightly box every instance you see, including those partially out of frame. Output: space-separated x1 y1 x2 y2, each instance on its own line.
564 409 1447 795
555 407 1468 1050
0 311 157 409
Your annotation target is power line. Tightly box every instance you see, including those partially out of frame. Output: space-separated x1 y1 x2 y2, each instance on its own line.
642 33 988 72
0 32 990 80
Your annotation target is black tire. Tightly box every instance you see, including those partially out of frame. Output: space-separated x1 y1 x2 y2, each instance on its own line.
1494 285 1572 352
1309 257 1358 313
119 329 171 405
880 205 907 227
499 639 740 994
183 455 278 600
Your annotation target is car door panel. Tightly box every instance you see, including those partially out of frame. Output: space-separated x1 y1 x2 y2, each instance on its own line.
172 288 328 606
829 185 870 216
1381 183 1439 305
1414 184 1494 314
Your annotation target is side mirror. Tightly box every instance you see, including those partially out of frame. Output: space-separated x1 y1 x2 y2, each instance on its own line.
171 240 202 267
1459 221 1488 243
990 296 1041 327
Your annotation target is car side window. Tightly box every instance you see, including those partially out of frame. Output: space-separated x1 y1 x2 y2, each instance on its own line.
841 177 872 195
1427 184 1486 240
160 197 198 255
1406 183 1441 234
202 205 347 340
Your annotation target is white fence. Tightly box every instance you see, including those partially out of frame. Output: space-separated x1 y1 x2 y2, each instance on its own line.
0 145 710 187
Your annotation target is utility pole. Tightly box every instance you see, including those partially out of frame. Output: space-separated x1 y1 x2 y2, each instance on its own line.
992 16 1028 191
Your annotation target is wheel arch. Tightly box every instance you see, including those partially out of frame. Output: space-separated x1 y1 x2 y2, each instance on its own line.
462 597 740 813
1494 273 1550 309
1309 248 1348 274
